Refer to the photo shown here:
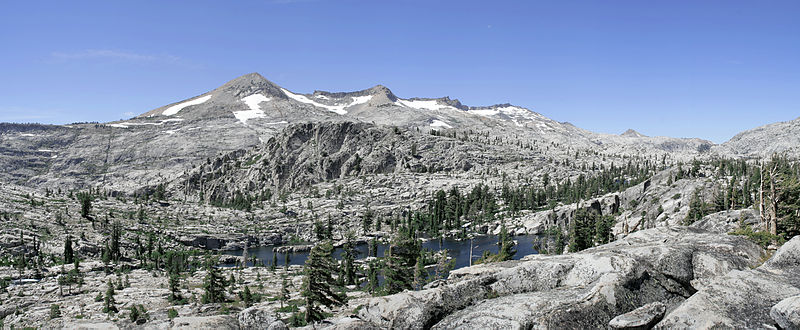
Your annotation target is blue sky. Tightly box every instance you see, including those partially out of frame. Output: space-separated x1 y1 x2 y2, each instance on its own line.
1 0 798 143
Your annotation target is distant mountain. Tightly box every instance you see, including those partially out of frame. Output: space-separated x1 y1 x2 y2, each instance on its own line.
716 117 800 158
621 129 647 138
0 72 795 191
123 73 711 154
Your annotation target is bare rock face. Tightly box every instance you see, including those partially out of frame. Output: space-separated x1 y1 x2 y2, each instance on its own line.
771 295 800 330
608 302 666 329
170 315 239 330
238 306 288 330
352 227 763 329
657 236 800 328
53 320 121 329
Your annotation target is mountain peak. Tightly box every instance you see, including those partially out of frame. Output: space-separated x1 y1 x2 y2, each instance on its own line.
621 129 646 138
215 72 285 98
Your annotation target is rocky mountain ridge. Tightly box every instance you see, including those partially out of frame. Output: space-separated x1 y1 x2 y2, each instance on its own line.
1 72 795 193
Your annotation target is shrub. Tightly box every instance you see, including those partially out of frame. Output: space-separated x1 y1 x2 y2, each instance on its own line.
49 304 61 319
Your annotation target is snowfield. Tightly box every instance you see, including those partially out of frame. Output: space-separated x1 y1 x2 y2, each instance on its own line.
281 88 372 115
162 95 212 116
430 119 453 128
398 99 453 111
233 93 270 124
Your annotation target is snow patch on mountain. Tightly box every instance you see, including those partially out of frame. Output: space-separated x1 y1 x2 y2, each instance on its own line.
108 118 184 128
350 95 373 106
162 95 212 116
430 119 453 128
282 88 347 115
282 88 373 115
397 99 453 111
234 93 270 123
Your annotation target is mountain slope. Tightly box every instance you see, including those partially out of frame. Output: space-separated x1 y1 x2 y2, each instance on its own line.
716 117 800 158
2 72 794 191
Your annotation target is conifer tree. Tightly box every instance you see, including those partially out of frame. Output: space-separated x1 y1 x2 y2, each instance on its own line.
201 258 225 304
342 233 358 286
103 280 118 314
301 241 345 323
279 277 290 309
168 273 181 303
382 236 420 295
412 256 427 290
64 235 74 264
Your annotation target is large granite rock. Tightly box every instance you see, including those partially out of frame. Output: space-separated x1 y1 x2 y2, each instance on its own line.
657 235 800 328
608 302 666 329
353 227 763 329
771 295 800 330
170 315 239 330
238 306 288 330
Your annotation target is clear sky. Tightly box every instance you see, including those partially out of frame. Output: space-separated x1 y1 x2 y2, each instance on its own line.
1 0 798 143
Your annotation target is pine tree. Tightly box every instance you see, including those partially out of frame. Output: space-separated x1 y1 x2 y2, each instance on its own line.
240 286 254 307
382 236 420 295
168 273 181 303
434 250 455 280
279 277 290 308
342 233 358 286
301 241 345 323
412 256 427 290
497 223 516 261
103 280 118 314
64 235 74 264
79 193 92 219
201 258 225 304
271 252 277 271
109 222 122 262
363 259 380 295
685 188 706 225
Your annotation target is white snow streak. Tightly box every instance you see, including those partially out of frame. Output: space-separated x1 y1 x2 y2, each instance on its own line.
282 88 372 115
234 93 270 123
398 99 452 111
108 118 183 128
162 95 212 116
349 95 373 106
430 120 453 128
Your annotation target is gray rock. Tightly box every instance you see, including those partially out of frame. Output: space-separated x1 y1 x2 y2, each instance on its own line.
238 306 287 330
657 236 800 329
170 316 239 330
353 227 763 329
55 321 121 330
609 302 666 329
770 295 800 330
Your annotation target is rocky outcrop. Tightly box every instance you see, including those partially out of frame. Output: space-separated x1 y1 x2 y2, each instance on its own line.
608 302 666 329
238 306 289 330
171 315 239 330
771 295 800 330
351 227 764 329
170 309 289 330
657 235 800 328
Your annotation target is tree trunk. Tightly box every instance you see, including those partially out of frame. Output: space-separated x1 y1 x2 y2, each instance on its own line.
760 161 765 230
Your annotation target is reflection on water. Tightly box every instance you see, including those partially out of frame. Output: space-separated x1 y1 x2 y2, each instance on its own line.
224 235 540 270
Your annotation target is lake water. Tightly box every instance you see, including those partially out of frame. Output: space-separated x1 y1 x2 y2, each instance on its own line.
224 234 540 270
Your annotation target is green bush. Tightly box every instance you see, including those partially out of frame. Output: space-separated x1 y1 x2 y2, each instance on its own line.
729 226 786 249
168 308 178 319
49 304 61 319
